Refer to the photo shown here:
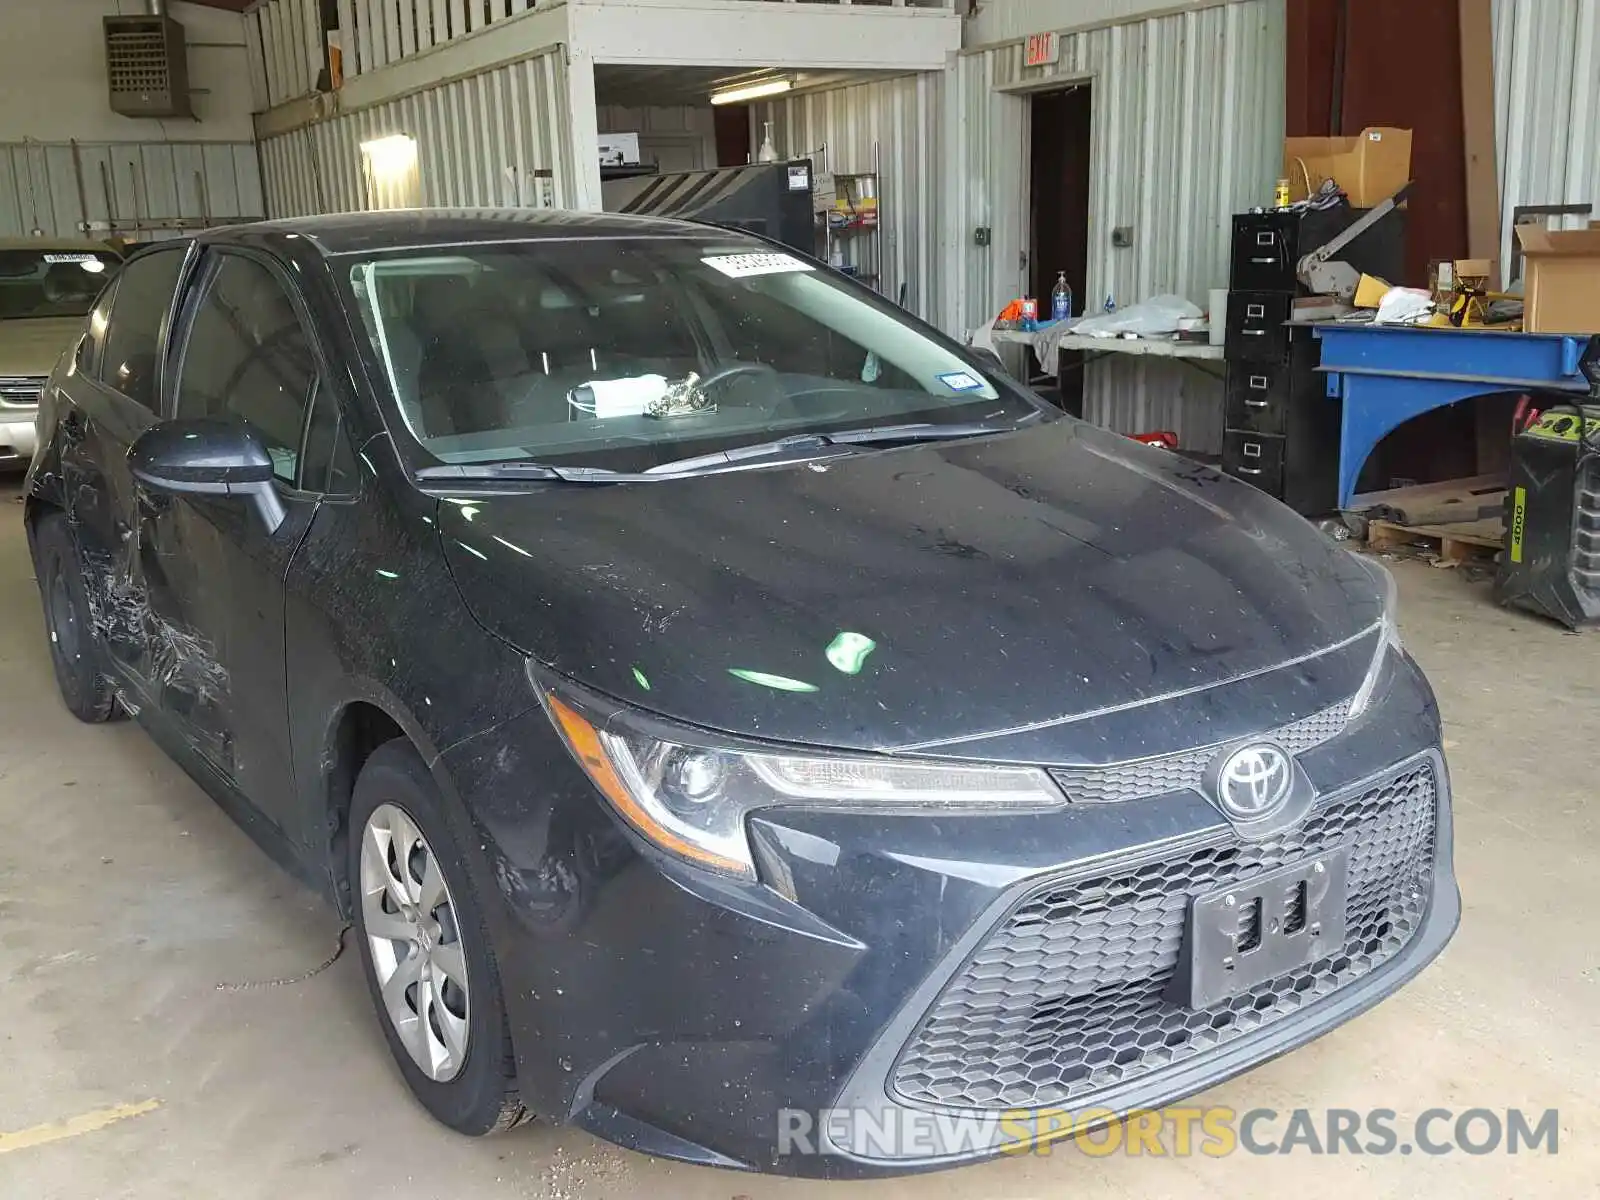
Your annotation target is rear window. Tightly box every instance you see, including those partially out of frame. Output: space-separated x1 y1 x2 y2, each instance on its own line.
0 249 120 320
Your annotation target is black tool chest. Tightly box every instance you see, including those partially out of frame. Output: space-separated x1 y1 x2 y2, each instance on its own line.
1222 206 1405 515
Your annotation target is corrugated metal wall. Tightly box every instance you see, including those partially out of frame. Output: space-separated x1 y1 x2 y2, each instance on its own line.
0 141 264 242
250 0 326 108
752 72 944 323
964 0 1233 44
950 0 1283 451
1493 0 1599 275
258 49 575 216
250 0 551 98
260 0 945 93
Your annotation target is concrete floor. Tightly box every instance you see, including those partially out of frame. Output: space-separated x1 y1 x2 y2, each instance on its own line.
1 491 1594 1199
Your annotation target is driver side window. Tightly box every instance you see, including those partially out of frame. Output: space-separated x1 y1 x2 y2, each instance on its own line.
177 255 317 485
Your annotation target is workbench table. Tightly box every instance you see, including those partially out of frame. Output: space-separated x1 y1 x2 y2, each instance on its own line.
1313 323 1598 508
990 327 1223 375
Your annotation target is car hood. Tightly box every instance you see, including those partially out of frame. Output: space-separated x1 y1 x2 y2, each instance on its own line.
0 317 83 378
437 420 1383 762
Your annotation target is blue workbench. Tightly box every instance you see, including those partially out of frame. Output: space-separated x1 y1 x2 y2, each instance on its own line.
1313 323 1597 508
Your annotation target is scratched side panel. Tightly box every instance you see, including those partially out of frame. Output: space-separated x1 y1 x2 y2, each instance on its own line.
279 445 537 872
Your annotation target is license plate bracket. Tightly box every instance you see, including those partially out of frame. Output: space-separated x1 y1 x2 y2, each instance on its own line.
1174 848 1350 1011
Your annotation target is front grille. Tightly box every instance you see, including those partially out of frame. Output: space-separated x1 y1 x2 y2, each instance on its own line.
0 376 44 409
1049 699 1354 804
892 762 1437 1111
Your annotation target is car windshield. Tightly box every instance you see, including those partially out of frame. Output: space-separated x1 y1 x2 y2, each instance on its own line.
0 249 119 320
346 238 1037 473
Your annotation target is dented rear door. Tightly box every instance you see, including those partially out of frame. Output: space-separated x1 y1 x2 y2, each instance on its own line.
58 246 188 693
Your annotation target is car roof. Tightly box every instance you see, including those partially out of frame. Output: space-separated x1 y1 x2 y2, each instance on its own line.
207 208 743 257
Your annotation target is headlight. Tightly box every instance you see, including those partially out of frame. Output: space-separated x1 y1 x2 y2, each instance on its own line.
1347 553 1403 720
538 681 1063 878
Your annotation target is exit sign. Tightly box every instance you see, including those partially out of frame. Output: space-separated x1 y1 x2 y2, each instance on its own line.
1025 30 1059 67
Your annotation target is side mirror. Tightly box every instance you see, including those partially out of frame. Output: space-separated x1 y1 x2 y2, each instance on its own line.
128 417 287 534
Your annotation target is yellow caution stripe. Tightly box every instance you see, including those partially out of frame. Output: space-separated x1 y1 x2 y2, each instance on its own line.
0 1099 161 1156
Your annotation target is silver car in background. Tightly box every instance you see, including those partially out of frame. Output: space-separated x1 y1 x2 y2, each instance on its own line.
0 239 121 467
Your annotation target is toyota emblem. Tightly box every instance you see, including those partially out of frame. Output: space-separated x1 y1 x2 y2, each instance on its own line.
1215 743 1293 820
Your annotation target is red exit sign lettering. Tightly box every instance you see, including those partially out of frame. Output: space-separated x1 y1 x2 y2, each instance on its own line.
1025 30 1060 67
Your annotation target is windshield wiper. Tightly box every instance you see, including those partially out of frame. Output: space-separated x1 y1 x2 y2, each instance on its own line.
416 414 1043 484
642 433 844 476
824 413 1043 446
415 461 658 484
647 416 1040 477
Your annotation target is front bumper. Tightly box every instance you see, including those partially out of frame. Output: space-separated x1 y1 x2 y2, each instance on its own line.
442 652 1458 1178
0 412 38 466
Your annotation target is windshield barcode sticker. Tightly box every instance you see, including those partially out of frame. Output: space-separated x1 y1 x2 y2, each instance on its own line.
702 253 815 279
937 371 985 392
43 253 100 264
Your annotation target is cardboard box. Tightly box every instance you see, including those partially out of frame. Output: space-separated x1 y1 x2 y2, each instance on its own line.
1516 224 1600 334
1283 127 1413 206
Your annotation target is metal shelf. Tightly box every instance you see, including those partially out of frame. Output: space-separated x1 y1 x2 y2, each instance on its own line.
814 142 885 300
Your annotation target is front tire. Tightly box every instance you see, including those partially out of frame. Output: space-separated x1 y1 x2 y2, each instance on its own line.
34 512 122 724
349 740 531 1135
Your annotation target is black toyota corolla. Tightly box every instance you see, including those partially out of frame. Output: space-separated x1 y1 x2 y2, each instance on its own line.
25 211 1457 1175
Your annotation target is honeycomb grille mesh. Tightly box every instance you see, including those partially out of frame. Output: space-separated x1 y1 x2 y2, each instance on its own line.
892 763 1437 1112
1049 699 1354 805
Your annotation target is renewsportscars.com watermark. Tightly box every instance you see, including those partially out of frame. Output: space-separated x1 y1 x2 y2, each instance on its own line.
778 1105 1561 1160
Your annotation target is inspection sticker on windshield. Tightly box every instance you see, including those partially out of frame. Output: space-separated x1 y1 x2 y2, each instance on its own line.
703 253 815 279
937 371 985 392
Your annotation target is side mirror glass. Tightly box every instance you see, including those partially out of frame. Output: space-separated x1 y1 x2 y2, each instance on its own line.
128 418 287 534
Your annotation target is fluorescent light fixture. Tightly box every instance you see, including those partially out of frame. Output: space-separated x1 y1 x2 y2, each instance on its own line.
710 79 792 106
359 133 419 179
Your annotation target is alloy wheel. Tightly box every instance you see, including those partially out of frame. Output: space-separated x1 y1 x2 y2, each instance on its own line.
359 802 472 1082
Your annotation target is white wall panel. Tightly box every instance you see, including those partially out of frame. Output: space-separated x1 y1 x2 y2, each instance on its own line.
259 49 576 218
1493 0 1600 277
950 0 1282 332
964 0 1242 45
0 1 255 143
308 0 559 79
751 73 945 323
253 0 323 107
0 141 263 241
949 0 1280 450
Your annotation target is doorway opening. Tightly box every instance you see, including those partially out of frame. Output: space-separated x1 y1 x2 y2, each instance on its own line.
1028 83 1091 415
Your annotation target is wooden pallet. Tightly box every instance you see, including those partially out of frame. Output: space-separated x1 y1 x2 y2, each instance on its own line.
1366 517 1504 563
1346 474 1507 527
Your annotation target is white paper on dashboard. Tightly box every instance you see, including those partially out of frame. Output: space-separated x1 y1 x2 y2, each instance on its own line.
571 374 670 419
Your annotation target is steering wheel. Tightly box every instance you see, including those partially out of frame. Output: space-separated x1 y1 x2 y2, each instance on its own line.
695 361 783 409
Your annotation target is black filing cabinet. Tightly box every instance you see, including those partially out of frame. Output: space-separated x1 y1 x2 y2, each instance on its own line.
1230 207 1406 294
1219 205 1402 515
1220 337 1339 511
